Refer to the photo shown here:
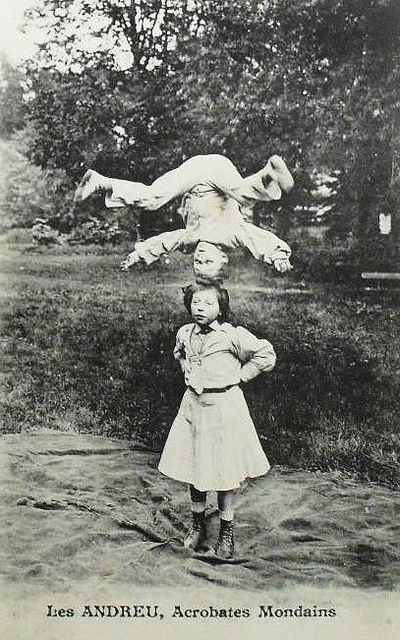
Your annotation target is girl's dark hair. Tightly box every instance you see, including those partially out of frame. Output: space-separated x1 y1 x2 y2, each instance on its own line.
182 283 230 322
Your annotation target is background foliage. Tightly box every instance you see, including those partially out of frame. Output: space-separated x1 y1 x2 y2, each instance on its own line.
0 0 399 271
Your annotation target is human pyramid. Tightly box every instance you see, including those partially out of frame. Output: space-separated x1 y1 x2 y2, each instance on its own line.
74 153 294 560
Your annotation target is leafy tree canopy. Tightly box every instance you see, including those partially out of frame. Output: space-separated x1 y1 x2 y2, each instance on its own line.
3 0 399 261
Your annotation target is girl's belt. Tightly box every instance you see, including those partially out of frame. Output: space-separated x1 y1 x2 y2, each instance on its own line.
188 384 237 394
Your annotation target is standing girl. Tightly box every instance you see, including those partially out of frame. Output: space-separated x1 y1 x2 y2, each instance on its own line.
158 283 276 558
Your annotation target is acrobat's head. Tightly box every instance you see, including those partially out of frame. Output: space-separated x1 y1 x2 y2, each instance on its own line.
192 242 229 283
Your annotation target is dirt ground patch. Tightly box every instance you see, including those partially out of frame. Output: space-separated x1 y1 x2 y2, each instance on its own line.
1 430 400 638
1 429 400 591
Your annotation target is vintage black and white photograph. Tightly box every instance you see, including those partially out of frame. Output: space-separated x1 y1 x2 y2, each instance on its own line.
0 1 399 638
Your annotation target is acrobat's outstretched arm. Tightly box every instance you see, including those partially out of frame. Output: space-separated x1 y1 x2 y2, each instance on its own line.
119 229 190 270
120 222 292 275
233 223 292 273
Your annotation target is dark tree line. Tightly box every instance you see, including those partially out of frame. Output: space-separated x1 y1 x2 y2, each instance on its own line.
1 0 399 270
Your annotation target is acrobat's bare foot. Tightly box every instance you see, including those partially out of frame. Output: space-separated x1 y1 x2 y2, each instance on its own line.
120 251 141 271
74 169 106 203
273 257 293 273
263 156 294 194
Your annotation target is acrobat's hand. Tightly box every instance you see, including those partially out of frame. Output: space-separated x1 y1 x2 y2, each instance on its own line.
120 251 140 271
273 257 293 273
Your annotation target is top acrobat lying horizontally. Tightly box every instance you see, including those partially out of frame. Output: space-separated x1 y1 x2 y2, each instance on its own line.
74 153 294 282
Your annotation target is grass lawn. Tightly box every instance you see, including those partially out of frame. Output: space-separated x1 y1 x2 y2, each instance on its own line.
1 232 399 485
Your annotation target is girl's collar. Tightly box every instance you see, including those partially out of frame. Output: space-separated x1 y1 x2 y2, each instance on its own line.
193 319 221 334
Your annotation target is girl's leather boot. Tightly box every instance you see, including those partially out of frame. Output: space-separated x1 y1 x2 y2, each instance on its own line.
215 519 234 558
184 511 207 550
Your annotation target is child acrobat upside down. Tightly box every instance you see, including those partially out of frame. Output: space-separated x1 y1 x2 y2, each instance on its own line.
74 153 294 281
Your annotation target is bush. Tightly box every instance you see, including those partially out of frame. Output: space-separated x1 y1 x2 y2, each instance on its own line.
287 230 359 283
31 221 63 246
0 134 72 231
65 217 127 245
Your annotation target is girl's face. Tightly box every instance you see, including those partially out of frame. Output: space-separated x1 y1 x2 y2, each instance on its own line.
191 289 220 326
